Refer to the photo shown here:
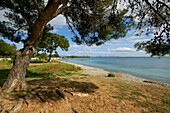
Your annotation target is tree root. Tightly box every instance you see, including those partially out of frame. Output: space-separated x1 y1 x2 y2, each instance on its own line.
23 95 33 108
64 89 74 96
0 104 8 113
8 99 23 113
0 86 80 113
53 87 80 113
53 87 68 104
36 92 46 102
0 100 23 113
72 107 80 113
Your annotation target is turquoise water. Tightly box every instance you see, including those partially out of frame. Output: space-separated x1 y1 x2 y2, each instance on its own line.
61 57 170 84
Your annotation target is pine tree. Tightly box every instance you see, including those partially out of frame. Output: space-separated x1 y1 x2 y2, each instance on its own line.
0 0 133 92
39 25 69 62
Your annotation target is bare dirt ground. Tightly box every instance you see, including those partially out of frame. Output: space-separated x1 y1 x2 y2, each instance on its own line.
0 62 169 113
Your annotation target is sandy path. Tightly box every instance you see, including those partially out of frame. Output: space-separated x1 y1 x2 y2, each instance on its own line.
61 61 110 76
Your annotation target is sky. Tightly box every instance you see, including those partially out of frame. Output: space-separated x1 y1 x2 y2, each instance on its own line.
0 2 154 57
48 21 152 57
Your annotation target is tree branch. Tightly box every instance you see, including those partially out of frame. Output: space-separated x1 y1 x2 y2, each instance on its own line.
66 18 79 38
32 0 41 15
144 0 169 26
27 0 66 45
156 0 170 10
51 5 94 20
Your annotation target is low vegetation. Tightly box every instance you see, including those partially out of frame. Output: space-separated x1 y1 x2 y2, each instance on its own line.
111 81 170 112
108 73 115 77
0 60 82 84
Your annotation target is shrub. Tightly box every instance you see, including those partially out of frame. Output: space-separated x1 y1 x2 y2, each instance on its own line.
108 73 115 77
37 53 48 60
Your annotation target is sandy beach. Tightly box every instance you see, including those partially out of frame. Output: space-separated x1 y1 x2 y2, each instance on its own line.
61 60 170 88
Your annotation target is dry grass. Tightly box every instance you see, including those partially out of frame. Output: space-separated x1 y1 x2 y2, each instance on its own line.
0 61 169 113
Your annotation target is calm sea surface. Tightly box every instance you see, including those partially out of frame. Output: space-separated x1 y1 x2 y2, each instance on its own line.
61 57 170 84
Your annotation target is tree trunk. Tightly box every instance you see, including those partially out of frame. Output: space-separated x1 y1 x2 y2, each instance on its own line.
2 50 33 92
2 43 39 92
2 32 43 93
2 0 64 93
47 50 53 62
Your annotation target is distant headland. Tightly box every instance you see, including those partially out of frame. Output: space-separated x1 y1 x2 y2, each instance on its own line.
62 56 91 58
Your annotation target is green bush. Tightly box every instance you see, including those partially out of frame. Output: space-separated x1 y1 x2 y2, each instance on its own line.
36 53 48 60
108 73 115 77
55 71 75 76
76 66 82 71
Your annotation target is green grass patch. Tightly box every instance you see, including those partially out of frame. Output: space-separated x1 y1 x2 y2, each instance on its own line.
164 93 170 97
135 102 150 108
30 59 47 63
131 91 148 98
0 61 12 83
112 96 120 98
0 60 81 82
162 98 170 105
115 84 128 91
112 93 128 100
54 71 75 76
27 61 81 79
112 95 125 100
25 77 43 81
153 107 169 112
80 73 90 76
129 96 139 101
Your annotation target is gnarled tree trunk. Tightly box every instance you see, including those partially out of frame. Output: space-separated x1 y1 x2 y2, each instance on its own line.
2 50 32 92
2 0 63 93
2 39 41 92
2 27 45 93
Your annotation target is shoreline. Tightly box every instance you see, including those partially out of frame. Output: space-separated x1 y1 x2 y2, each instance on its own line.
60 60 170 88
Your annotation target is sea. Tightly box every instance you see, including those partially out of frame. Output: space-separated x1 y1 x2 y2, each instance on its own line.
61 57 170 84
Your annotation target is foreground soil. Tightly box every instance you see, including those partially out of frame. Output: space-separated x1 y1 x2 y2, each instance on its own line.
0 63 170 113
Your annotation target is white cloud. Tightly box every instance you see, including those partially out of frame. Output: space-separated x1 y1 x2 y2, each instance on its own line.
129 39 150 43
105 42 123 46
70 44 100 48
49 14 67 27
17 45 23 50
127 30 136 35
108 47 136 52
111 40 123 43
70 45 87 48
126 36 144 40
77 51 112 55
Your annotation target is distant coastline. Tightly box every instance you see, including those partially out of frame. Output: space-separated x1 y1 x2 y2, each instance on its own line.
62 56 91 58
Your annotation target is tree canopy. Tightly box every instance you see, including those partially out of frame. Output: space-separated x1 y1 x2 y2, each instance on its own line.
0 39 17 58
128 0 169 56
0 0 134 46
39 24 69 62
0 0 169 56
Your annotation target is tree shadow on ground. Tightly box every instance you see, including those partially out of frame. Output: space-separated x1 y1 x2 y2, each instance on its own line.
0 77 99 107
26 70 50 78
28 77 99 93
